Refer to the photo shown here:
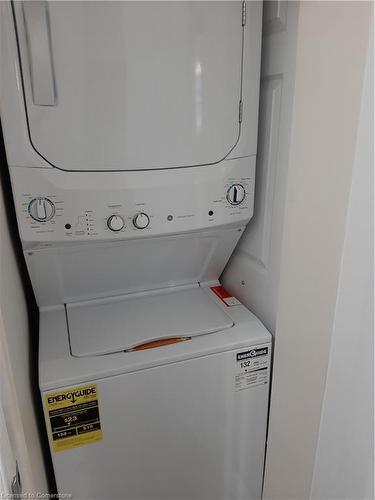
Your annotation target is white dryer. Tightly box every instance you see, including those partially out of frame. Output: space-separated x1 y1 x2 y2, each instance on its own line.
0 1 270 499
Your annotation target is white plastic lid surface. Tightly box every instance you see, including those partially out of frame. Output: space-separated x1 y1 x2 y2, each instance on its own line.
67 286 234 357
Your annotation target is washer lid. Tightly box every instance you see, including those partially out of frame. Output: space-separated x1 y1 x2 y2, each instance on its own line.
66 286 234 357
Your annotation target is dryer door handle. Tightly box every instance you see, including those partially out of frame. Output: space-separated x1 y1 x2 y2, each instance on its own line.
22 1 56 106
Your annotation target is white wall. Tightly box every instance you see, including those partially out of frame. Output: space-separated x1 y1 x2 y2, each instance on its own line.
223 0 299 334
0 166 48 492
310 22 374 500
262 2 373 499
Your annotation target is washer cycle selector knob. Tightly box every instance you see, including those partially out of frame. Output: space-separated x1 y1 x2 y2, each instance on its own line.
133 212 150 229
107 215 125 232
226 184 246 205
28 197 55 222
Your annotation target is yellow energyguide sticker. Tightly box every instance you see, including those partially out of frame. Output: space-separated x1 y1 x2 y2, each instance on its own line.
45 384 102 452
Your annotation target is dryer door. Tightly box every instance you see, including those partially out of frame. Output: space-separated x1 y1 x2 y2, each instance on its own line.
15 1 243 171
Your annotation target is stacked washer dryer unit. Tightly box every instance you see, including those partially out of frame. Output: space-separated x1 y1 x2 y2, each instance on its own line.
1 1 271 499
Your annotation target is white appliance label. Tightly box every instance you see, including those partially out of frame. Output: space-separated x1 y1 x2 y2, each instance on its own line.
235 346 270 391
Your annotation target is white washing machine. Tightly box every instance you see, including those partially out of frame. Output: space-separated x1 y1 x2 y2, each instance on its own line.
0 1 271 499
40 284 271 500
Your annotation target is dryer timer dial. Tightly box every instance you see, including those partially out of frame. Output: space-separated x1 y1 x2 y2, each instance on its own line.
226 184 246 205
28 197 55 222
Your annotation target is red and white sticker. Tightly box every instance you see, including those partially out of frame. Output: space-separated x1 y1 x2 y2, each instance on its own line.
210 286 241 307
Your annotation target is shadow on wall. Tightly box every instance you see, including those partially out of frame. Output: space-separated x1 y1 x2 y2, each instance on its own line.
0 123 56 493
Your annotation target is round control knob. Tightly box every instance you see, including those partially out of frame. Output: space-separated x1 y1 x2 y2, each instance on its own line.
28 197 55 222
226 184 246 205
107 215 125 232
133 212 150 229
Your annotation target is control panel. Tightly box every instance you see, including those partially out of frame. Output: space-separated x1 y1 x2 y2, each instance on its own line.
12 157 255 248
